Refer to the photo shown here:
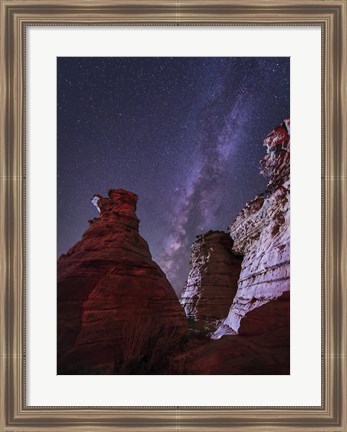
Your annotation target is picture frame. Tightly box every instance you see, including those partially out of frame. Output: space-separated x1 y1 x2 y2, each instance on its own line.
0 0 346 430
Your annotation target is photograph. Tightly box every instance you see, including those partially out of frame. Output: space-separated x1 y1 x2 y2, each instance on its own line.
57 57 290 375
2 0 346 429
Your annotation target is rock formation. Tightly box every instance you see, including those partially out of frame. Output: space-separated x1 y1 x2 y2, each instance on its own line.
57 189 187 374
213 118 290 339
180 231 242 333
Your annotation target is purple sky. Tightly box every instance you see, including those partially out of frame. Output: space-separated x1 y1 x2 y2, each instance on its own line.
57 57 289 294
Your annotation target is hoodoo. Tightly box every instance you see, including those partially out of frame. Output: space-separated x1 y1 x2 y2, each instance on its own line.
57 189 187 374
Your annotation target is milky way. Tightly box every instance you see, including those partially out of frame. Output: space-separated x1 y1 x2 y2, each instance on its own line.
57 57 290 295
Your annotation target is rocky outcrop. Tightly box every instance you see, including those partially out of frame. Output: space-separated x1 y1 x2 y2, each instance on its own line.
180 231 242 332
213 118 290 339
57 189 187 374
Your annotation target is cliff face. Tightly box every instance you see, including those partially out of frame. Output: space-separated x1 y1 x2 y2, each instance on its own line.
180 231 242 332
57 189 187 374
213 118 290 339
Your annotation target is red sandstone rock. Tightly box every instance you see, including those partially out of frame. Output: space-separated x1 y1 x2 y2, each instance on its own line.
57 189 187 374
180 231 242 333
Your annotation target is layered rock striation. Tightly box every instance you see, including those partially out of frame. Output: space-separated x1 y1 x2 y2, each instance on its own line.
57 189 187 374
180 231 242 332
213 118 290 339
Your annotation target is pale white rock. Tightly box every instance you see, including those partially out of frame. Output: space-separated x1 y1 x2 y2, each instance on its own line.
213 118 290 339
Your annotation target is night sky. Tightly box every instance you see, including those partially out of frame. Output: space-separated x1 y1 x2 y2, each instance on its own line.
57 57 290 295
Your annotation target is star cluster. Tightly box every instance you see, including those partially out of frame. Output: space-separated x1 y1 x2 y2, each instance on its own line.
58 57 290 294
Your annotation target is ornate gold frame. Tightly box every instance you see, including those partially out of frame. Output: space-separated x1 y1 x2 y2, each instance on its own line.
1 0 346 430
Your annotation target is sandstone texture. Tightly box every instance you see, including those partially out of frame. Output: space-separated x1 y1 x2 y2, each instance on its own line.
180 231 242 332
57 189 187 374
214 118 290 339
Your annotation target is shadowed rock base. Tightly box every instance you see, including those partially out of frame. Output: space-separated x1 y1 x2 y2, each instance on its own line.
183 292 290 374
